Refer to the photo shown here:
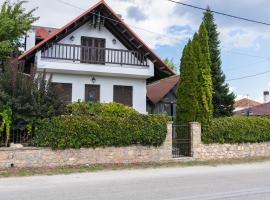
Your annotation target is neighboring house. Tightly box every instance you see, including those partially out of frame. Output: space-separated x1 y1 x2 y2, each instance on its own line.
19 0 174 114
234 91 270 116
234 102 270 116
234 98 261 112
147 75 179 119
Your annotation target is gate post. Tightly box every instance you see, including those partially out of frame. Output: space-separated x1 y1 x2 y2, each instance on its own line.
189 122 201 158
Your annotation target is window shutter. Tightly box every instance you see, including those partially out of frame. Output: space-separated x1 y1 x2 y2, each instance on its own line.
113 85 133 107
51 83 72 102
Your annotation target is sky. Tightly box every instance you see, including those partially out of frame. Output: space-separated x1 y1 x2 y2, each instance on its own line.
2 0 270 102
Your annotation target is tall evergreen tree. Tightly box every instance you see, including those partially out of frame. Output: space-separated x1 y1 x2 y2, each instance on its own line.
176 40 198 125
203 7 235 117
194 23 213 123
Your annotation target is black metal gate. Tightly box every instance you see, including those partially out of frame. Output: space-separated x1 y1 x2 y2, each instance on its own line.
172 124 191 158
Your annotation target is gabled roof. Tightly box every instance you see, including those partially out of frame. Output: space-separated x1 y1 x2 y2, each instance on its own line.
147 75 179 104
19 0 174 79
234 98 261 108
234 102 270 116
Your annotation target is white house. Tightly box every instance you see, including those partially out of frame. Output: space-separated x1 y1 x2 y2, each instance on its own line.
19 0 174 113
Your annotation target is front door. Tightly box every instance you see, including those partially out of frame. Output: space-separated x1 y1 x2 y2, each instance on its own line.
81 37 105 64
85 84 100 102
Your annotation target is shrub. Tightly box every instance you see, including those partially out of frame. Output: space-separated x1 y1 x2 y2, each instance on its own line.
202 116 270 144
34 103 170 149
67 102 138 117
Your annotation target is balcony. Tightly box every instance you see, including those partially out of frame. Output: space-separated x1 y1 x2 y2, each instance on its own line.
41 43 149 67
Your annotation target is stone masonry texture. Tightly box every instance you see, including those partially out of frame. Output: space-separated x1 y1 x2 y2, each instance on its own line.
0 123 173 169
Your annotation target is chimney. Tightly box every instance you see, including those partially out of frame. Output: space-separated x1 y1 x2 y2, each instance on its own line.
264 91 270 103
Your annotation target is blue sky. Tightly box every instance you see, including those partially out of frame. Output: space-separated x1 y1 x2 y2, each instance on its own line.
2 0 270 102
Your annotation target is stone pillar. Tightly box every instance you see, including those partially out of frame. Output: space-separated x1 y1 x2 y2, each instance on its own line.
189 122 201 158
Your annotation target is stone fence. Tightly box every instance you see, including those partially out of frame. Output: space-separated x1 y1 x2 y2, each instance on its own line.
0 123 172 169
190 122 270 160
1 122 270 169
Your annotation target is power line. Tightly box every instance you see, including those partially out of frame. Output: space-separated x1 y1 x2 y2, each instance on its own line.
223 48 270 59
227 70 270 81
167 0 270 26
54 0 181 41
225 59 269 72
54 0 270 59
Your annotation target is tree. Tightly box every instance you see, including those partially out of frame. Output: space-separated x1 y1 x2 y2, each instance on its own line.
203 7 235 117
176 23 213 125
0 1 38 62
194 23 213 123
163 58 177 72
0 57 66 131
176 40 198 125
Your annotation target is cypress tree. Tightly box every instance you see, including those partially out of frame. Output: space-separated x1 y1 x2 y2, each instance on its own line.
203 7 235 117
176 40 198 125
194 23 213 123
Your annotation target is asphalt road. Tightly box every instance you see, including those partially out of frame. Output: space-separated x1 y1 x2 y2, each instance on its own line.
0 162 270 200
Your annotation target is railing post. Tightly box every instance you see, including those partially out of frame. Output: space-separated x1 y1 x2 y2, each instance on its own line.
120 50 123 66
73 45 76 62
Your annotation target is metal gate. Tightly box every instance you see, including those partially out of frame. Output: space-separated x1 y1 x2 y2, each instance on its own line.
172 124 191 158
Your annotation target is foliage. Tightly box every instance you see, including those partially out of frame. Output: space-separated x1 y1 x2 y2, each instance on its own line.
176 23 213 125
67 101 138 117
33 103 170 149
203 7 235 117
195 23 213 123
0 60 66 131
163 58 177 72
176 40 198 125
202 116 270 144
0 106 12 145
0 0 38 62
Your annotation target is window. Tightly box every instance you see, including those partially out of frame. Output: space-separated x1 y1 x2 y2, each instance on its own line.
113 85 133 107
85 85 100 102
81 37 105 64
51 82 72 102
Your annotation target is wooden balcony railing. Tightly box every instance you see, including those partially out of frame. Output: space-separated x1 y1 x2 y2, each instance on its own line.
41 43 149 67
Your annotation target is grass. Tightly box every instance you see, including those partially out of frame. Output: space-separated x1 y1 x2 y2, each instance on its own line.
1 156 270 178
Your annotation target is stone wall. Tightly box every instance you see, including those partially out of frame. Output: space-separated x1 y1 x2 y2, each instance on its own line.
0 123 172 169
190 122 270 160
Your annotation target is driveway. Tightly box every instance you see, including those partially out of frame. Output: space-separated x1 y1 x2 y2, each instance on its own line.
0 162 270 200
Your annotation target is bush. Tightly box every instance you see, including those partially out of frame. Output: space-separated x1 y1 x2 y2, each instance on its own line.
67 102 138 117
34 102 170 149
202 116 270 144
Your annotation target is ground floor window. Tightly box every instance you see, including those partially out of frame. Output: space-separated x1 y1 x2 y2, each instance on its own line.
51 82 72 102
85 84 100 102
113 85 133 107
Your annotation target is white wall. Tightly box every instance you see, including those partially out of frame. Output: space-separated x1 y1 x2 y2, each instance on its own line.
48 73 147 113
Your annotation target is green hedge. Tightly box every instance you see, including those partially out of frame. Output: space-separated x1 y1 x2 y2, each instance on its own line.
33 102 170 149
202 116 270 144
66 102 138 117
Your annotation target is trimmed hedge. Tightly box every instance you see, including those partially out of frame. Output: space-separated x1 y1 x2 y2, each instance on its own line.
202 116 270 144
66 102 138 117
34 102 170 149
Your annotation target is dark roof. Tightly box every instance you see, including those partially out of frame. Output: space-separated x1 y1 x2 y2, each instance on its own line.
234 98 261 108
234 102 270 116
147 75 179 104
19 0 174 80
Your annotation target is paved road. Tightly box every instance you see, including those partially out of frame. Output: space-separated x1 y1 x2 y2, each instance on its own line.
0 162 270 200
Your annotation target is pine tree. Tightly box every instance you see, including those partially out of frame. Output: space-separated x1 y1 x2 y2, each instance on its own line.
203 7 235 117
176 40 198 125
194 23 213 123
